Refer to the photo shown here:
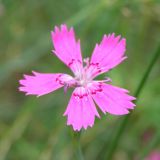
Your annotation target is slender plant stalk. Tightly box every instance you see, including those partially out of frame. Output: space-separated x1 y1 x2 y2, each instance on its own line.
72 131 84 160
105 44 160 160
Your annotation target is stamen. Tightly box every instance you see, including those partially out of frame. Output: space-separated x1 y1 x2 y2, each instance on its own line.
83 57 90 68
94 77 112 84
104 77 112 83
64 84 69 94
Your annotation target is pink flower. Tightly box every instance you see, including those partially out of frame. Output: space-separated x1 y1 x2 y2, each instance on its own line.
19 24 136 131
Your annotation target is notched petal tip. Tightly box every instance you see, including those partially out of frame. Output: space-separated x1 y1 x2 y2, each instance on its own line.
31 70 38 75
69 27 74 32
70 123 93 132
92 83 136 116
23 74 28 79
25 92 30 96
18 72 64 97
54 26 60 33
90 32 127 77
111 33 115 37
51 50 61 57
63 108 69 116
51 30 54 35
132 97 136 101
61 24 68 31
19 86 25 91
64 89 100 131
103 34 107 38
18 86 23 91
19 79 24 85
121 38 126 46
51 24 83 73
117 109 130 115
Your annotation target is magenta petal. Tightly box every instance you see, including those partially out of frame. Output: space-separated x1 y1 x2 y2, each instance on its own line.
51 24 83 75
92 83 136 115
64 87 100 131
19 71 66 97
89 34 126 78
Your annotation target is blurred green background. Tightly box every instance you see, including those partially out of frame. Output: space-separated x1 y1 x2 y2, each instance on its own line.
0 0 160 159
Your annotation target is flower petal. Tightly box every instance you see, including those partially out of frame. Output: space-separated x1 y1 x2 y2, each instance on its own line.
88 34 126 78
91 83 136 115
64 87 100 131
51 24 83 76
19 71 71 97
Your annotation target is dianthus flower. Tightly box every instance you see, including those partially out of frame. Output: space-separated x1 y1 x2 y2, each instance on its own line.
19 24 136 131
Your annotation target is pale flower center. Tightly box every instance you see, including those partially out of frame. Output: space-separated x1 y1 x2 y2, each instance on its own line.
74 58 93 87
58 58 111 94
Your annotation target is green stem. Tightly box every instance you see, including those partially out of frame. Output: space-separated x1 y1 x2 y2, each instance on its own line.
105 44 160 160
73 131 84 160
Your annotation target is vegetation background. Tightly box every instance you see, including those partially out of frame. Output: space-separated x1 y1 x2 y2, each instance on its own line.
0 0 160 159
